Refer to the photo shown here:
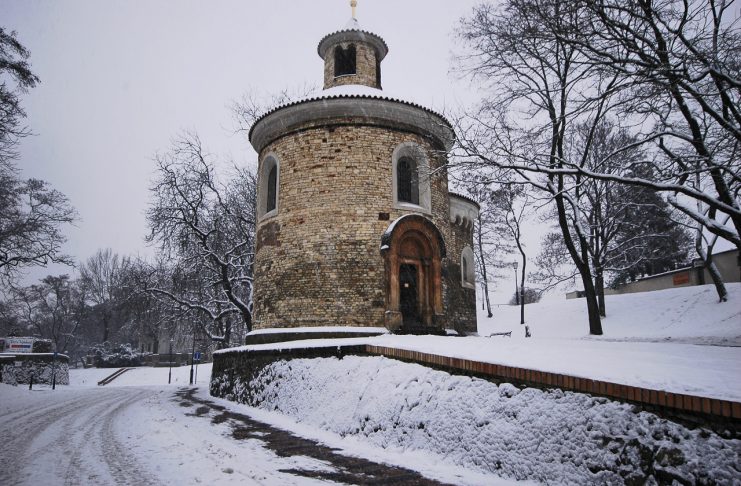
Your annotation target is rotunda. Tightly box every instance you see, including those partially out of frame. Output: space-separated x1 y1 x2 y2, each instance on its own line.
248 5 479 341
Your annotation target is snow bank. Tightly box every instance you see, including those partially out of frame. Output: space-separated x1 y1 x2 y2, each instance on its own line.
222 355 740 485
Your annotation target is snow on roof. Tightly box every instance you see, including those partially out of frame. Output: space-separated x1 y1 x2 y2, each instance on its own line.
449 192 480 208
249 84 453 141
317 27 389 60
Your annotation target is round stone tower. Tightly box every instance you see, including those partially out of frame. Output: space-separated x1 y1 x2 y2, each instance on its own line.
248 9 479 341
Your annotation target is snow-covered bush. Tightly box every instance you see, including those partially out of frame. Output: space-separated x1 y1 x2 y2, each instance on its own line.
31 339 52 353
90 342 142 368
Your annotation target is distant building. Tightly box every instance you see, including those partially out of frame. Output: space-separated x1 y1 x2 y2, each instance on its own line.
566 249 740 299
248 14 479 339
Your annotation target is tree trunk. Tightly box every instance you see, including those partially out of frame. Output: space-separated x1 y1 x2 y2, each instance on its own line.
554 192 603 335
519 250 526 325
102 310 109 343
593 228 606 317
477 213 493 318
595 264 606 318
695 227 728 302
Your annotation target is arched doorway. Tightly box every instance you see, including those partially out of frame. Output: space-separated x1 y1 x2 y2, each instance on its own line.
381 215 446 333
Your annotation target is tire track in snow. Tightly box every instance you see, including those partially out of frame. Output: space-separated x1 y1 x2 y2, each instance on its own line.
99 390 158 486
0 390 120 485
0 387 159 486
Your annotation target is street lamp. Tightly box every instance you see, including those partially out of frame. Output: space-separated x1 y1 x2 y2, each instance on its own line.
513 261 519 306
189 322 196 385
168 338 173 385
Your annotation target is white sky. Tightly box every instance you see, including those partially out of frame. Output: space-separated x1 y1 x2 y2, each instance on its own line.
5 0 498 284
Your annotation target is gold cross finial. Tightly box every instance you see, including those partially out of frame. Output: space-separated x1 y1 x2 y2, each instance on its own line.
351 0 358 19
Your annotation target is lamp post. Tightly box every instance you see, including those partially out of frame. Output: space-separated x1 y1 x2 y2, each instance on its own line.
513 261 519 306
52 350 57 390
189 324 196 385
168 338 173 385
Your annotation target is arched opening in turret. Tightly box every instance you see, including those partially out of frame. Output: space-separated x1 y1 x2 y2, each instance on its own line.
334 44 357 77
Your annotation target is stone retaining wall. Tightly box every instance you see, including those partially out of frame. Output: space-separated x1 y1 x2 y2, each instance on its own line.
211 344 741 430
0 353 70 385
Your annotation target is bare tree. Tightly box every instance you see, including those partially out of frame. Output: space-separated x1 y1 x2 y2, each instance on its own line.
144 132 257 347
12 275 87 354
231 84 318 134
0 29 76 285
502 0 741 255
463 184 507 317
79 248 130 343
456 0 618 334
0 168 77 285
0 28 39 162
490 184 533 324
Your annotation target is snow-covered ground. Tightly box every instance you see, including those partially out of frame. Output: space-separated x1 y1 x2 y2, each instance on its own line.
3 284 739 485
479 283 741 345
228 355 740 484
202 285 741 483
1 366 517 485
228 284 741 402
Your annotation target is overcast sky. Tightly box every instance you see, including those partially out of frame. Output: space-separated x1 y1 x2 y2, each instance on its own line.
5 0 499 284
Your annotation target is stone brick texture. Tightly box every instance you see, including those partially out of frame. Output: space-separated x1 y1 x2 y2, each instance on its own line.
253 121 476 332
445 223 478 333
323 41 380 89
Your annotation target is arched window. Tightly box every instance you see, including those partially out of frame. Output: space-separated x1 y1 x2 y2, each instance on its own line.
461 246 475 289
334 44 356 77
392 142 431 213
396 157 419 205
258 154 280 220
266 165 277 213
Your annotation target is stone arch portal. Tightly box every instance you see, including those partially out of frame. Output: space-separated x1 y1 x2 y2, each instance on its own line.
381 215 446 333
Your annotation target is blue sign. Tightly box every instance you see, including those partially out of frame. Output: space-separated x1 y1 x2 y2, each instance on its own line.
194 351 201 361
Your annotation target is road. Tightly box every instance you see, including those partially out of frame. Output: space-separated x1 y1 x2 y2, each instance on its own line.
0 387 158 485
0 385 452 485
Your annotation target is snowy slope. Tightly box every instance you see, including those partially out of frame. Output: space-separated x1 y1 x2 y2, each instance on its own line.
479 283 741 345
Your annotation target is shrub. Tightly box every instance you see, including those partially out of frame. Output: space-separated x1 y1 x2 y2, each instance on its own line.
90 342 142 368
508 287 541 305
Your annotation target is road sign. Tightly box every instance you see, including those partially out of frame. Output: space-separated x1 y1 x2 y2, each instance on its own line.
6 337 34 353
193 351 201 361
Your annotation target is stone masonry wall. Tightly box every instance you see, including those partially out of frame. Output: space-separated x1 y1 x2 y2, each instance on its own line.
253 123 453 330
445 223 478 333
1 355 70 385
323 41 380 89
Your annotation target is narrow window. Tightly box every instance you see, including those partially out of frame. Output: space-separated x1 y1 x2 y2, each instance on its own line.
375 56 382 87
397 157 419 205
334 44 357 76
461 247 475 288
266 164 277 213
